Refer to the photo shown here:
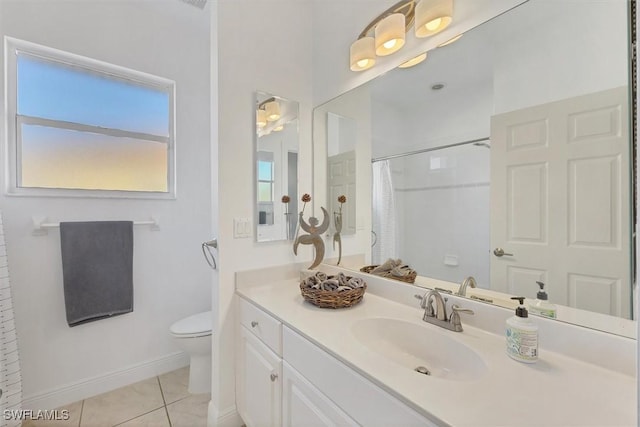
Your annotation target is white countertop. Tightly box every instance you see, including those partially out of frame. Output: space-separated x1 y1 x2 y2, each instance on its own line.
237 278 637 427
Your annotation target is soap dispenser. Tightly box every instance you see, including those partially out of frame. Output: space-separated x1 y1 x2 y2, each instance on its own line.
506 297 538 363
529 281 557 318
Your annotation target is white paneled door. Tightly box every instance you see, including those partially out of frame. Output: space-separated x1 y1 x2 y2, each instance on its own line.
490 86 631 318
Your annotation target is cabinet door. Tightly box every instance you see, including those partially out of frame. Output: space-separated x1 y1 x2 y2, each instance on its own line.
282 361 359 427
237 326 282 427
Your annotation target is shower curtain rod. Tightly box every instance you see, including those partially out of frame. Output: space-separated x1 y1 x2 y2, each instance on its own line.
371 136 490 163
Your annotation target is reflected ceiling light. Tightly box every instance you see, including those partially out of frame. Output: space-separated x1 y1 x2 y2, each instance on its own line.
256 109 267 128
438 33 462 47
273 125 284 132
265 101 280 122
398 52 427 68
415 0 453 38
350 37 376 71
375 13 406 56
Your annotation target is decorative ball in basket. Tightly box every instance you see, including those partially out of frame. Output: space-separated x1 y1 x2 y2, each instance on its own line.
300 272 366 309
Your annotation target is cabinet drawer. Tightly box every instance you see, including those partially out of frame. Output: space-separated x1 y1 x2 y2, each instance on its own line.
239 297 282 356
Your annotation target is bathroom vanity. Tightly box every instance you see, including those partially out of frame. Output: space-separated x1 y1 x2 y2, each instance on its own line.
235 265 636 427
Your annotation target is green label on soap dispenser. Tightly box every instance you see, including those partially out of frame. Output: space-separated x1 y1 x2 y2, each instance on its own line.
530 306 557 318
506 328 538 362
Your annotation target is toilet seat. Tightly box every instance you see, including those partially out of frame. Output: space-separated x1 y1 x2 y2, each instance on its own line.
170 311 212 338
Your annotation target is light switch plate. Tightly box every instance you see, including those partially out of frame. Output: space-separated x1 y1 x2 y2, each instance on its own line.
234 218 251 238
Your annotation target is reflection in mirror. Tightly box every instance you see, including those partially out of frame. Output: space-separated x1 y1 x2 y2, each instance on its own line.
255 92 299 242
327 112 357 236
313 0 635 337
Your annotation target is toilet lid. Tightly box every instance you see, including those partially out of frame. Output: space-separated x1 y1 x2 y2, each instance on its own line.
170 311 213 337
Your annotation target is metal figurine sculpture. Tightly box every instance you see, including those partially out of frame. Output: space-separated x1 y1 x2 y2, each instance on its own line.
294 207 330 269
333 195 347 265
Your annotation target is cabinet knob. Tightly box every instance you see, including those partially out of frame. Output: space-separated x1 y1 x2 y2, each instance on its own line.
270 373 278 382
251 321 258 328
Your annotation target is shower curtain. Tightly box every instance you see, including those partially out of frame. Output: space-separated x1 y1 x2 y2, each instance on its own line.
372 160 397 264
0 212 22 427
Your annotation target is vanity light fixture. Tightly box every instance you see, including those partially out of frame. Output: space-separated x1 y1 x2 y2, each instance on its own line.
398 52 427 68
350 0 415 72
273 125 284 132
350 37 376 71
415 0 453 37
349 0 454 72
375 13 406 56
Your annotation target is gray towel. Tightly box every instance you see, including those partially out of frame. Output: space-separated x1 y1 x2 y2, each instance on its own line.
60 221 133 327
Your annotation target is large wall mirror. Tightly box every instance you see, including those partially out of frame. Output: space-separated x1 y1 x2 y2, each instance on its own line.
313 0 636 337
255 92 300 242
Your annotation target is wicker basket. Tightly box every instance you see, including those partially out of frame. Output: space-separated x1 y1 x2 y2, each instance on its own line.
360 265 417 284
300 282 367 309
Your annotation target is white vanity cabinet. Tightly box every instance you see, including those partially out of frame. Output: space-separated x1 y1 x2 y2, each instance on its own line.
237 298 283 427
282 361 358 427
236 296 437 427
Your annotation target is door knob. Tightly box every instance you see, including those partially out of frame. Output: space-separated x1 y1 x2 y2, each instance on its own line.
493 248 514 257
270 373 278 382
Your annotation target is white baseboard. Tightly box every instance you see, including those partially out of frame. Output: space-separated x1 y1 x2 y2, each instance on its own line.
207 401 243 427
23 351 189 411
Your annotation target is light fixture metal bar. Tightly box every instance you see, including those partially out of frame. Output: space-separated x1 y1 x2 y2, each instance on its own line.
358 0 416 39
371 136 490 163
257 97 277 109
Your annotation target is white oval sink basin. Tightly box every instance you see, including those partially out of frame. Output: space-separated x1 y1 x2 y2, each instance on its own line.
351 318 488 381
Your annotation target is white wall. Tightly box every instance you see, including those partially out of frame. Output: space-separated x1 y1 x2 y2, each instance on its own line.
0 0 212 409
212 1 313 423
492 0 628 113
391 146 491 287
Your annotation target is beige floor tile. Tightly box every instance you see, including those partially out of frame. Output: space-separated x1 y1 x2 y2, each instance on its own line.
158 366 190 404
115 408 170 427
80 377 164 427
166 393 210 427
22 400 83 427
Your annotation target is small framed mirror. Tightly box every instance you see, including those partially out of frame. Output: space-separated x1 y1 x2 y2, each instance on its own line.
255 91 299 242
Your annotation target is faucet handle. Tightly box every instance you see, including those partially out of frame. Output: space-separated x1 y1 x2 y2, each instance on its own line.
451 304 474 315
450 304 474 331
414 293 428 309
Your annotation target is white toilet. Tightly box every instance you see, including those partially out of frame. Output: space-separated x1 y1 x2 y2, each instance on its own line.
169 310 213 394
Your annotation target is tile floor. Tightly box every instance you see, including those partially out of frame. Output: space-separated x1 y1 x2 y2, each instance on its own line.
23 367 209 427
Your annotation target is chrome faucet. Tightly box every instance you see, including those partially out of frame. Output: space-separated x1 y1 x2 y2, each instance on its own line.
456 276 477 296
426 289 447 321
415 289 474 332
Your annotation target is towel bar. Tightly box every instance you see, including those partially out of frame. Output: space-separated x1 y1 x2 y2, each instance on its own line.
32 216 160 236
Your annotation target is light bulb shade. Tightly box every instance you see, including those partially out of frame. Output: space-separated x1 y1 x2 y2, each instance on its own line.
398 52 428 68
350 37 376 71
375 13 406 56
265 101 280 122
257 109 267 128
273 125 284 132
415 0 453 38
